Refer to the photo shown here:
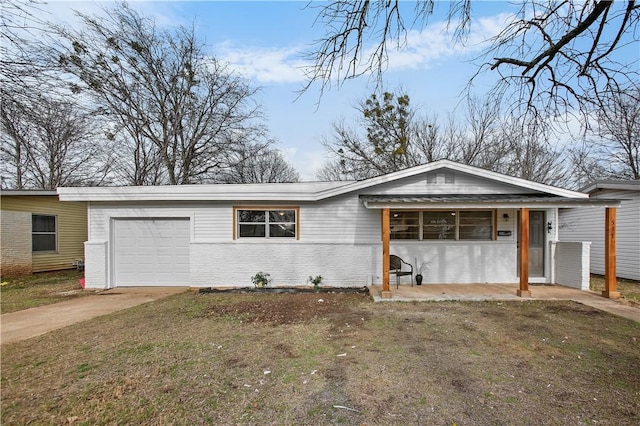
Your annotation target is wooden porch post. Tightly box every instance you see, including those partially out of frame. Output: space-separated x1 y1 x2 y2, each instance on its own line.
518 208 531 297
381 208 392 298
602 207 620 299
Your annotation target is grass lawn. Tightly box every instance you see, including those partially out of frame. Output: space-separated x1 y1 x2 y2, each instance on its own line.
590 274 640 306
2 291 639 425
1 270 87 313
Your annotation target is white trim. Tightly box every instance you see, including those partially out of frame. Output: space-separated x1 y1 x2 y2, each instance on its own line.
580 180 640 194
57 160 589 202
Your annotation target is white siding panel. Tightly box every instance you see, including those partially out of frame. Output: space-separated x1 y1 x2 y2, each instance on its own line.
300 195 381 244
559 189 639 280
364 170 539 195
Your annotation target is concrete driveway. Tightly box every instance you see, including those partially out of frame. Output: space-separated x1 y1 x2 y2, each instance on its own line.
1 287 188 344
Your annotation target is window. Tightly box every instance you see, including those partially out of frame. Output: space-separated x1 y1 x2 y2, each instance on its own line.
236 208 297 239
390 210 494 241
32 214 57 252
391 211 420 239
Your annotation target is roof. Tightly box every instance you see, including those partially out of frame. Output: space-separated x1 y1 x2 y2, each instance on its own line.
57 160 587 202
360 194 621 209
0 190 58 196
580 180 640 194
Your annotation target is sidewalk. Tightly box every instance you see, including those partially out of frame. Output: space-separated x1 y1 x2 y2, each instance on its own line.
1 287 188 344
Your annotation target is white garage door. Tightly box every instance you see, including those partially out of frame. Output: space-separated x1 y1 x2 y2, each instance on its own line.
113 218 190 286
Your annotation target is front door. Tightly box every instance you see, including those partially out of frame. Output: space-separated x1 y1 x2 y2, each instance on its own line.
517 210 546 277
528 211 545 277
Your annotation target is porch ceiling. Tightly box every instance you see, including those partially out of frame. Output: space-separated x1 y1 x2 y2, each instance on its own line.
360 194 622 209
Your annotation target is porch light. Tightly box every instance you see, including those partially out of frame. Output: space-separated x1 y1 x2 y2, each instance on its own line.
503 213 509 221
547 221 553 232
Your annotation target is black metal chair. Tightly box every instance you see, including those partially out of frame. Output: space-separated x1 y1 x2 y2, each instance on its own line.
390 255 413 288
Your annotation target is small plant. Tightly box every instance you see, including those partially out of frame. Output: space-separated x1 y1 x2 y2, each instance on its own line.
308 275 322 290
251 272 271 289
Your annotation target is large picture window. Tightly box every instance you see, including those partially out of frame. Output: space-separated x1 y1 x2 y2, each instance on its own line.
32 214 57 252
391 210 494 241
236 208 298 239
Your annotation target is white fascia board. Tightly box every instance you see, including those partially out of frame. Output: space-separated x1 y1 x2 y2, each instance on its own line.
581 180 640 194
57 181 354 202
317 160 588 200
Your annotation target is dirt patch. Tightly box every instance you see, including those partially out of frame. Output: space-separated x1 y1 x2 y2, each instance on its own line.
204 292 372 325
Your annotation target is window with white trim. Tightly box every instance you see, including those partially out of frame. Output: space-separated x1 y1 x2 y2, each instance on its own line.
237 209 297 238
32 214 57 251
391 210 494 240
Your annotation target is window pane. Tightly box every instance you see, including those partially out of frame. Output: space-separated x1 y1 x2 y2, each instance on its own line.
32 215 55 232
460 211 493 225
269 224 296 238
238 210 265 222
391 211 419 240
459 211 493 240
423 226 456 240
459 227 492 240
422 211 456 240
239 224 266 237
269 210 295 223
33 234 56 251
423 211 456 225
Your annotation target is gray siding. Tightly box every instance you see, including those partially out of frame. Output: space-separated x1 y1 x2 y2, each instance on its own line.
559 189 640 280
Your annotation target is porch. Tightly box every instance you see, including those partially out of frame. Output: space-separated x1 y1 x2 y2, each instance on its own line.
369 283 639 322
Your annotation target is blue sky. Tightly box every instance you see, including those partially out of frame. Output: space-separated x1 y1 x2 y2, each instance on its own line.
40 1 526 180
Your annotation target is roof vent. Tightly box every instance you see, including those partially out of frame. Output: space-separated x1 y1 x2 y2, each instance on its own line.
426 172 455 184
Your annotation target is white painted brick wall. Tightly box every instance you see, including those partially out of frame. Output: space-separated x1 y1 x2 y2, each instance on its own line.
84 241 108 289
0 210 32 276
552 241 590 290
379 242 518 284
190 242 373 288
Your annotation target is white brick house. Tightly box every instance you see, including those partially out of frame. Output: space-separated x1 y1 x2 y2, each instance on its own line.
57 160 619 295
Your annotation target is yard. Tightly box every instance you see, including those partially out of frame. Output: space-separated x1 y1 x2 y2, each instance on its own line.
0 270 87 313
2 291 639 425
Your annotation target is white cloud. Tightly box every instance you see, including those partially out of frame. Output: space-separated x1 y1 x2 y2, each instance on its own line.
383 13 512 72
212 12 512 85
213 41 309 84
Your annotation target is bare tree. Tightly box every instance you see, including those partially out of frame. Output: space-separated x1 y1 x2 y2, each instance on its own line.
52 2 269 185
0 0 52 99
569 84 640 185
1 93 107 189
318 90 569 186
305 1 639 123
593 85 640 179
221 147 300 183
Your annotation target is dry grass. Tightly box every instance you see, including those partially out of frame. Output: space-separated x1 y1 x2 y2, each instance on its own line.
1 270 88 314
590 274 640 306
2 292 639 425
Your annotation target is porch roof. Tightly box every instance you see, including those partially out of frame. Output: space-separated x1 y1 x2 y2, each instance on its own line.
360 194 622 209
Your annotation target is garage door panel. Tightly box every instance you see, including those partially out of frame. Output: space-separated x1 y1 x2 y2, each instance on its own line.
113 219 190 287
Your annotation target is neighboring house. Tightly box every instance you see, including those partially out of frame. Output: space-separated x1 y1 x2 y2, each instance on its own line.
1 190 87 276
57 160 618 295
559 180 640 281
